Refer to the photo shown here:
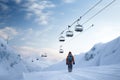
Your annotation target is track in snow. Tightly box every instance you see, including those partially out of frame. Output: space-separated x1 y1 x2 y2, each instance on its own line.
24 64 120 80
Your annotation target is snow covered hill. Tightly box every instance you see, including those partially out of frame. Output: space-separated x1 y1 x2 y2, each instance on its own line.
45 36 120 71
0 37 63 80
0 38 27 80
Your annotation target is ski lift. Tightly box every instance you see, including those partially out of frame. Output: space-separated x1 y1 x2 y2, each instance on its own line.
66 30 73 37
75 24 83 32
44 53 47 57
41 55 44 57
41 53 47 57
36 58 39 60
59 36 65 42
66 25 73 37
59 45 64 53
59 49 64 53
75 19 83 32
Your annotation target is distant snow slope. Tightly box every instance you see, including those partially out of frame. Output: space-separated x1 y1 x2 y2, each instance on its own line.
45 36 120 71
15 46 65 72
0 38 27 80
22 55 54 72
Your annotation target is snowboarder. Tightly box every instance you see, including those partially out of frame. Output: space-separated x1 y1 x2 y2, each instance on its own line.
66 51 75 72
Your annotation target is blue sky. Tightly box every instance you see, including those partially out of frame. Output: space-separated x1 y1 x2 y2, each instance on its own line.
0 0 120 57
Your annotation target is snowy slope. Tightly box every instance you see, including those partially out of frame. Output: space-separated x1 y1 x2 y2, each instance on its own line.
0 38 27 80
1 36 120 80
45 36 120 71
23 36 120 80
24 64 120 80
99 37 120 65
22 55 54 72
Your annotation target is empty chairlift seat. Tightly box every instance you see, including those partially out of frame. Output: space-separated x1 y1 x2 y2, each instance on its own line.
66 30 73 37
41 54 47 57
59 36 65 42
75 24 83 32
59 49 64 53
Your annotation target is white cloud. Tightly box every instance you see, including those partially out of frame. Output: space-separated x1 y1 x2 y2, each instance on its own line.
20 27 53 42
0 27 18 40
16 46 41 55
1 0 55 25
14 46 65 61
23 0 55 25
19 28 34 41
62 0 76 3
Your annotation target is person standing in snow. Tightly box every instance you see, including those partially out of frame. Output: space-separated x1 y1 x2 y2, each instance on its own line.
66 51 75 72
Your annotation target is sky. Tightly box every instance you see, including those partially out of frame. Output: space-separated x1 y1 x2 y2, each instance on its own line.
0 0 120 59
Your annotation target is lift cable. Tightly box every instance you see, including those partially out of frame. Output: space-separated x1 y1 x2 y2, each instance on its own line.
63 24 94 46
59 0 102 35
62 0 116 46
82 0 116 25
81 0 103 18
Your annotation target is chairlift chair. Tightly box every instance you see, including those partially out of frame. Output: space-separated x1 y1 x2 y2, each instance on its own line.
41 53 47 57
41 54 44 57
75 24 83 32
59 49 64 53
59 36 65 42
36 58 39 60
66 30 73 37
44 53 47 57
44 55 47 57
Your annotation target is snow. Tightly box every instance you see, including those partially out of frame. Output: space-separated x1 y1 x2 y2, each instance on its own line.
22 56 51 72
0 66 8 75
24 64 120 80
0 38 27 80
45 36 120 71
1 36 120 80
